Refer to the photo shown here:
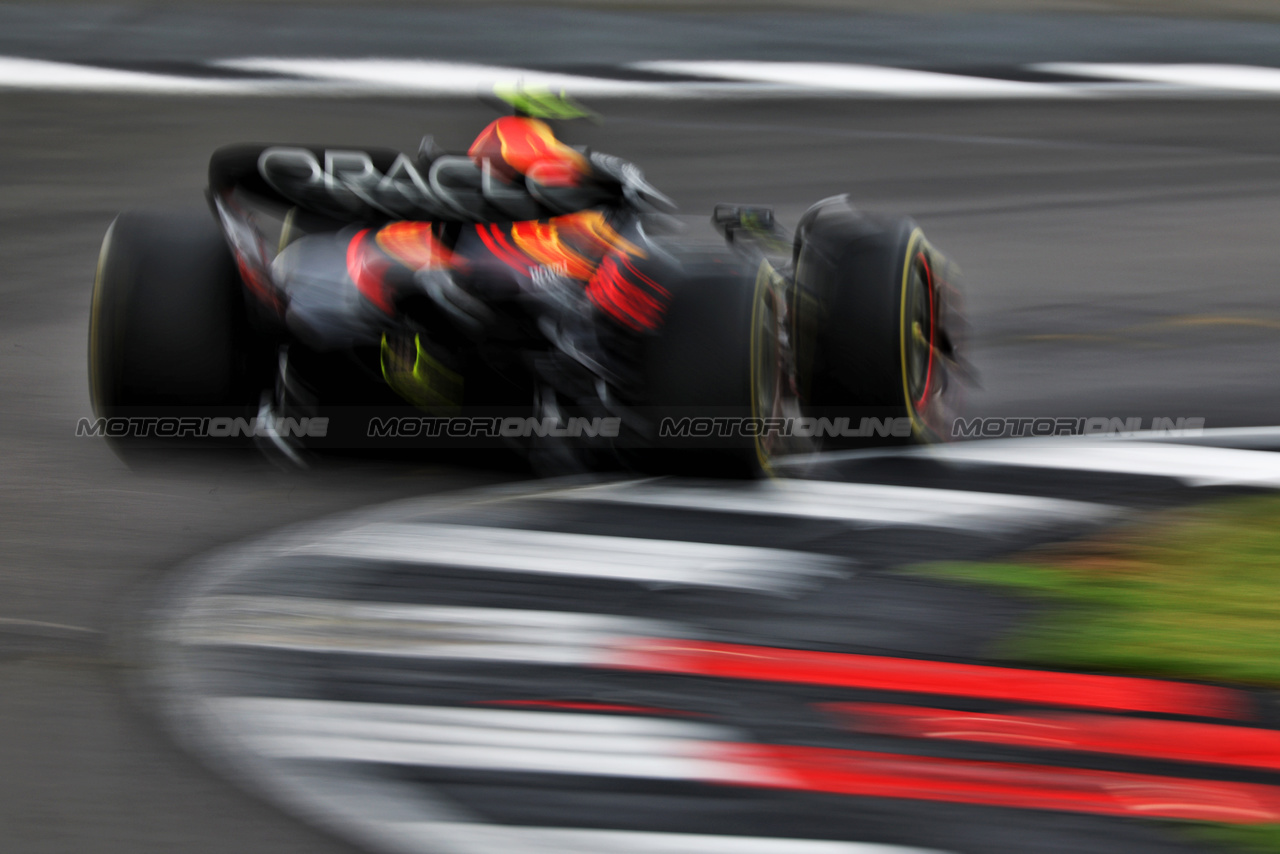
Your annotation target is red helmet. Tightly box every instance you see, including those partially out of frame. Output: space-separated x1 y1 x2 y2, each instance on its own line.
468 116 589 188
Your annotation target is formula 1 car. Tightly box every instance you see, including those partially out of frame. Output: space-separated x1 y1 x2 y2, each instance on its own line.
88 108 965 475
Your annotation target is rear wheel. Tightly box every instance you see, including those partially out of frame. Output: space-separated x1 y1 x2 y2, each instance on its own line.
89 208 270 453
632 249 820 478
792 196 962 449
637 255 761 477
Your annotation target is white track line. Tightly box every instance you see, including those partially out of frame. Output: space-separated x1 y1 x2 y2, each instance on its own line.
399 823 952 854
0 56 260 94
545 478 1114 531
915 441 1280 488
1117 425 1280 450
632 61 1079 98
285 522 844 593
216 57 675 97
1036 63 1280 93
182 597 678 665
8 56 1280 98
209 698 786 784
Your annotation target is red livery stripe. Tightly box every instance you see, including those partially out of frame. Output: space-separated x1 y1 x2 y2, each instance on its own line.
586 255 669 331
346 229 393 314
475 223 533 272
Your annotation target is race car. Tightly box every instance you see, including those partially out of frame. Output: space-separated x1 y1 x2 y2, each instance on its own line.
88 97 965 476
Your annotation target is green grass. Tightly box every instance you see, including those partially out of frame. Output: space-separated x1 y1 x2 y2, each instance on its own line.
916 493 1280 686
915 494 1280 854
1181 825 1280 854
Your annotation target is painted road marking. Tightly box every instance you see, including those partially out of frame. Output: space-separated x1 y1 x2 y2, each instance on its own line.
394 823 953 854
1036 63 1280 93
182 597 679 665
215 57 673 96
285 522 845 593
914 441 1280 488
544 478 1115 531
211 697 1280 823
834 702 1280 770
162 448 1280 850
631 61 1077 97
211 698 783 784
184 598 1244 718
7 57 1280 97
0 56 259 94
608 638 1245 718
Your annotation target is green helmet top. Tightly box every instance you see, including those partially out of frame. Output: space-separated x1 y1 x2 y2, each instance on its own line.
493 84 597 121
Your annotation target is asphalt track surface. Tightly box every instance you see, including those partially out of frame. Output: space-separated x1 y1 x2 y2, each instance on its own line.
8 4 1280 66
5 11 1280 854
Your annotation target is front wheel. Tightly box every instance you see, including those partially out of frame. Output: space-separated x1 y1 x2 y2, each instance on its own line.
636 254 760 477
791 196 964 450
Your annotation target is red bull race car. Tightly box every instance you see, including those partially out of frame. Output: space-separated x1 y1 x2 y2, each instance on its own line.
88 95 966 475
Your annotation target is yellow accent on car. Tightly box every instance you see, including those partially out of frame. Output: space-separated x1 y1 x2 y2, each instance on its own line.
750 259 788 478
509 220 596 280
555 210 647 260
380 333 463 413
898 228 926 439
